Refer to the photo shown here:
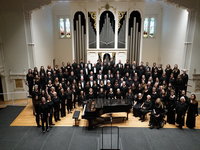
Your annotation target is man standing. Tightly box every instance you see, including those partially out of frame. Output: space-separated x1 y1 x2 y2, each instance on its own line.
40 97 50 133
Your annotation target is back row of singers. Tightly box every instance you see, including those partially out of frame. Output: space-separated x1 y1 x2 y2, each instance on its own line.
27 60 188 99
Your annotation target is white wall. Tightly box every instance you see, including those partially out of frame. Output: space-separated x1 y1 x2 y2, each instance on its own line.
31 6 54 68
142 2 162 65
160 3 188 68
52 2 73 65
0 3 30 100
189 11 200 75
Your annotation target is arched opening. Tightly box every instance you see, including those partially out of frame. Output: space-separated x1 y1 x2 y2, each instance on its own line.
127 11 142 65
73 11 86 63
99 11 115 48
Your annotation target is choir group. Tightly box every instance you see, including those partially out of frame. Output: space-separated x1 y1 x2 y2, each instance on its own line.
26 60 198 132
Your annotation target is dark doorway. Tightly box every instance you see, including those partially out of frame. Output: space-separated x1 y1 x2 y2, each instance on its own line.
0 77 4 101
103 53 111 63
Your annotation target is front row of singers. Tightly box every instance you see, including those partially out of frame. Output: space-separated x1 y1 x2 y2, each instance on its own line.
133 93 198 129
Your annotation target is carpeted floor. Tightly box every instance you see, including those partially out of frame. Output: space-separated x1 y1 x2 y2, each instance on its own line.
0 106 200 150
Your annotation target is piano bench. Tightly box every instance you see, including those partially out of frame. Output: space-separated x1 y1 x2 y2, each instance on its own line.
72 110 80 126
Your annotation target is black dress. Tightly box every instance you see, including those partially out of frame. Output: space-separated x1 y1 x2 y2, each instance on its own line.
60 94 66 117
166 95 176 124
186 101 198 128
133 98 144 117
176 101 188 127
40 103 49 132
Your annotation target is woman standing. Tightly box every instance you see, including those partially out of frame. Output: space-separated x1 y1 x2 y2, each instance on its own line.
166 90 176 124
175 96 188 129
186 94 198 129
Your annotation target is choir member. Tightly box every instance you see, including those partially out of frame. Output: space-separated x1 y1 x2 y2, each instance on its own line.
66 87 73 113
175 75 184 98
107 88 115 100
126 89 134 102
133 93 144 117
186 94 198 129
98 88 106 99
60 88 66 117
157 64 163 79
61 62 66 73
166 90 176 124
32 84 40 119
165 64 172 84
93 81 99 98
47 95 54 126
40 97 50 133
172 64 180 79
115 88 123 99
86 88 94 100
175 96 188 129
151 62 157 77
52 92 61 121
149 98 165 129
33 67 39 77
78 91 85 106
181 69 188 92
26 69 34 96
121 81 128 99
139 95 152 122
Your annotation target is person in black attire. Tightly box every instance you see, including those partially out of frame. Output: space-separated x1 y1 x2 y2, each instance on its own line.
121 81 128 99
157 64 163 79
175 96 188 129
26 69 34 96
180 90 189 105
66 87 73 113
115 88 122 99
175 75 184 98
39 90 47 101
181 70 189 93
149 98 165 129
32 85 40 123
40 72 46 91
126 89 134 103
40 97 50 133
133 93 144 117
165 64 172 84
139 95 152 122
46 95 54 127
78 91 85 107
86 88 94 100
52 92 61 121
98 88 106 99
172 64 180 80
71 84 77 109
186 94 198 129
107 88 115 100
60 88 66 117
68 71 76 84
166 90 176 124
93 81 99 98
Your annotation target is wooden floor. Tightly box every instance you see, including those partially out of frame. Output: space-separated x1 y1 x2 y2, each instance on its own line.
7 99 200 129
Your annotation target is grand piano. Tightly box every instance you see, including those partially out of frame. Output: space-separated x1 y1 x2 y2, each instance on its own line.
82 98 132 128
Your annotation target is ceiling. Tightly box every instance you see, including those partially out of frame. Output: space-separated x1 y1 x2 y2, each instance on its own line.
0 0 199 12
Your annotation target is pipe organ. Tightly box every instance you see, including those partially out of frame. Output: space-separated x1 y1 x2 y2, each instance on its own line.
73 12 86 63
128 11 142 65
73 6 142 64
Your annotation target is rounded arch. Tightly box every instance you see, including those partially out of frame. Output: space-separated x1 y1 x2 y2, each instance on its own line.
128 11 141 36
73 11 86 33
99 10 115 48
99 10 115 34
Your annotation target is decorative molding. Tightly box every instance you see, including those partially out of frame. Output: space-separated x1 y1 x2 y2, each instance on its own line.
28 43 35 46
118 11 126 30
88 11 97 29
98 3 116 14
